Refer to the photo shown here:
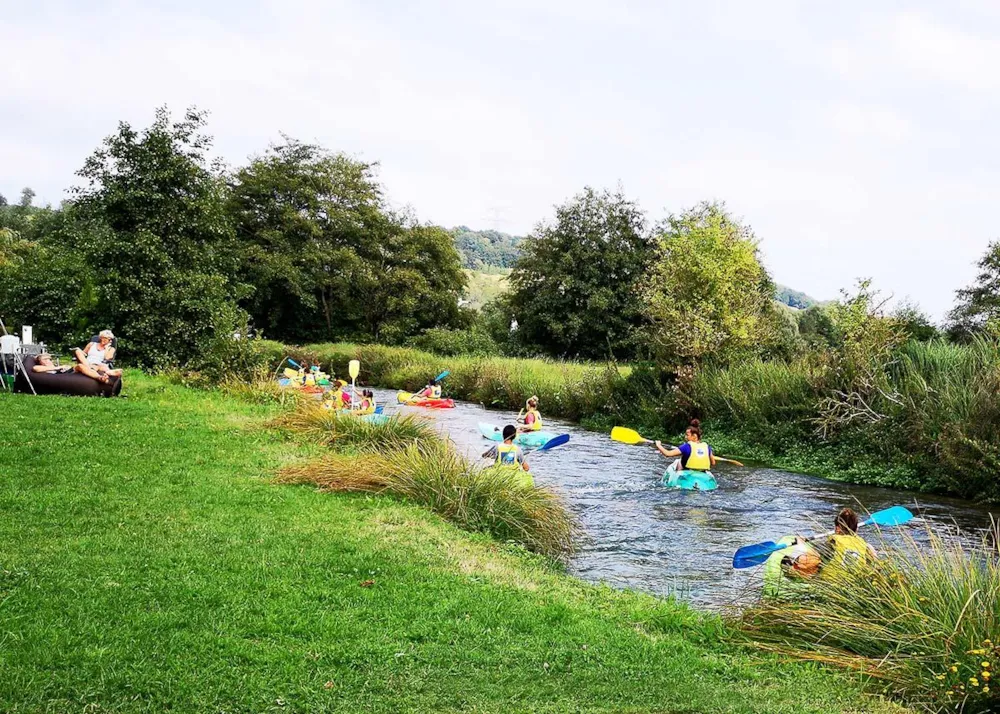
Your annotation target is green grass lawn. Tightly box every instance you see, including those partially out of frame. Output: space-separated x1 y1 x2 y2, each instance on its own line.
0 375 905 713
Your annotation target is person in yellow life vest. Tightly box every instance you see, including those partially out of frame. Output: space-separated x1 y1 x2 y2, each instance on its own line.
482 425 532 486
418 378 442 399
517 396 543 433
359 389 375 411
654 419 715 473
813 508 877 580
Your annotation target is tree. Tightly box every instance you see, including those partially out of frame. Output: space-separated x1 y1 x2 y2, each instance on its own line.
229 138 466 343
948 240 1000 340
506 187 653 359
644 202 777 365
71 107 247 368
18 187 35 208
451 226 522 269
892 299 938 342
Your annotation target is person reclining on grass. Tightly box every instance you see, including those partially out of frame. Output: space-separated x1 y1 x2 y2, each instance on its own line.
34 353 112 384
74 330 122 377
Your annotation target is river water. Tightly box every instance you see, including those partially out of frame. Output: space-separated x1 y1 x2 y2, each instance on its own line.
377 389 997 609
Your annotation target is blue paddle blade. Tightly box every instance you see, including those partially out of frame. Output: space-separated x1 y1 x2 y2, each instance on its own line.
536 434 570 452
435 370 450 382
374 405 384 414
732 541 783 569
288 358 301 368
865 506 914 528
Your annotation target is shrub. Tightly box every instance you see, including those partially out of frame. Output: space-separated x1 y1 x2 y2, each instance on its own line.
736 522 1000 712
410 326 499 356
273 403 438 452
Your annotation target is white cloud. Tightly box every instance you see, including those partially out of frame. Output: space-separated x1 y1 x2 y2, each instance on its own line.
890 11 1000 92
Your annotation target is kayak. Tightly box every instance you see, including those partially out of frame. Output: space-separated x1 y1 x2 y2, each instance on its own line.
762 535 819 600
361 413 390 425
662 469 718 491
478 422 559 448
396 390 455 408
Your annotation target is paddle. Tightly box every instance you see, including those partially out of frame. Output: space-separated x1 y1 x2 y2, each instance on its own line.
610 426 745 466
434 370 450 382
349 359 360 410
528 433 570 454
731 505 915 569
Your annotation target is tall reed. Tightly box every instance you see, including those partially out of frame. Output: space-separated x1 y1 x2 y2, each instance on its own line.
737 522 1000 712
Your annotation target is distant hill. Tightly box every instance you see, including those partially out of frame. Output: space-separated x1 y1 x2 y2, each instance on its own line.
775 284 817 310
451 226 523 270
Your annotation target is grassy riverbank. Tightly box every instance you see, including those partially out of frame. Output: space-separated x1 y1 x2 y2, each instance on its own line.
0 375 903 713
277 340 1000 502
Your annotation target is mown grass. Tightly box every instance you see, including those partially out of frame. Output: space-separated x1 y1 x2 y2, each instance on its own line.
737 523 1000 713
0 374 905 713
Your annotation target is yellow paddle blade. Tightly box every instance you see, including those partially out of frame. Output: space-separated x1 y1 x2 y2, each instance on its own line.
397 391 413 404
349 359 360 381
610 426 647 445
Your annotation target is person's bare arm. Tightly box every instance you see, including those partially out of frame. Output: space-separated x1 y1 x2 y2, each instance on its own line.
655 441 681 459
104 345 116 361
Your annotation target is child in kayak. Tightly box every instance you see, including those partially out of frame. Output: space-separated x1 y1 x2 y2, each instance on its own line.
417 378 442 400
482 425 532 486
517 396 543 433
654 419 715 473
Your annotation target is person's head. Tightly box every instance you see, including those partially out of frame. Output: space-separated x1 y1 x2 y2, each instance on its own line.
98 329 114 344
835 508 859 535
502 424 517 442
527 395 538 410
430 378 438 386
37 353 54 366
685 418 702 442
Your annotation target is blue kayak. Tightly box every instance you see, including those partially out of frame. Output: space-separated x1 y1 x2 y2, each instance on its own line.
662 469 718 491
478 422 559 449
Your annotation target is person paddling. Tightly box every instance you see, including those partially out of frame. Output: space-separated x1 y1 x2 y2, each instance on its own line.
482 425 532 486
654 419 715 473
812 508 877 579
417 378 442 400
517 396 543 433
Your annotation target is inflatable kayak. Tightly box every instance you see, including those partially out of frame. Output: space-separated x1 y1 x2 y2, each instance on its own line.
331 405 384 416
662 469 718 491
478 422 560 448
396 391 455 408
762 536 819 600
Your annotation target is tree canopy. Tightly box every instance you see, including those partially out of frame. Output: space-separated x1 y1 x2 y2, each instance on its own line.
505 187 654 359
948 240 1000 339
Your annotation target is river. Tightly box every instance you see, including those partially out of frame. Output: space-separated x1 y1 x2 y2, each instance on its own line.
377 389 997 609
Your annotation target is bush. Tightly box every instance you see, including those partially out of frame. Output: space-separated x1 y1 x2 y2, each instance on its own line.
410 326 499 356
274 403 438 452
737 522 1000 713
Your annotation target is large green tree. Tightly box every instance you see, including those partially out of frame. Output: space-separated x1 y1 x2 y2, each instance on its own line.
644 202 777 365
505 187 653 359
948 240 1000 339
229 139 466 343
72 107 247 368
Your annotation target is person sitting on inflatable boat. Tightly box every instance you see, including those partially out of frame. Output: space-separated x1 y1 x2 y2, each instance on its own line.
811 508 877 580
654 419 715 473
34 353 112 384
482 425 532 486
74 330 122 377
359 389 376 410
517 396 543 433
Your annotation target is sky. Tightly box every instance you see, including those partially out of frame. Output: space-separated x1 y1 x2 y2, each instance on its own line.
3 0 1000 319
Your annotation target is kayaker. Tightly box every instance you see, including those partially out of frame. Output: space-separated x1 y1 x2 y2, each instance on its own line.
812 508 877 579
418 378 442 400
482 424 531 476
359 389 375 411
518 396 543 433
654 419 715 473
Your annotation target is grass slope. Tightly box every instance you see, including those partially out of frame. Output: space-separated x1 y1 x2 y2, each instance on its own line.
0 375 903 713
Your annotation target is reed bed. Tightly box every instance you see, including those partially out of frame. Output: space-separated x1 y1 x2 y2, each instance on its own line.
737 521 1000 712
279 440 578 559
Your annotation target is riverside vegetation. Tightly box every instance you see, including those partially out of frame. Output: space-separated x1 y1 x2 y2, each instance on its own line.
0 375 908 714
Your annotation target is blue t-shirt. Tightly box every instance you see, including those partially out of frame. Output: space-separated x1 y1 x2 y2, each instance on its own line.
678 442 712 468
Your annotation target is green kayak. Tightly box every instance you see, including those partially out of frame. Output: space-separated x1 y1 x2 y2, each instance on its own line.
662 469 718 491
479 422 559 448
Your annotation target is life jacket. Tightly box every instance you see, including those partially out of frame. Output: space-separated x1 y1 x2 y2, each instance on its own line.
332 389 346 409
821 534 871 580
431 385 442 399
495 443 520 467
685 441 712 471
524 409 543 431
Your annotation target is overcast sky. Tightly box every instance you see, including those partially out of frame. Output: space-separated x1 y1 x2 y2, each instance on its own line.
3 1 999 318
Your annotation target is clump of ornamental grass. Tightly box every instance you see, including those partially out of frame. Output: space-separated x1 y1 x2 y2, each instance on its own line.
273 403 438 452
218 369 311 406
736 521 1000 713
278 440 578 559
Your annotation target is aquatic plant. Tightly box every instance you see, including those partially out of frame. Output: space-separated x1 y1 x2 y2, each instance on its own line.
736 521 1000 712
278 439 578 559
